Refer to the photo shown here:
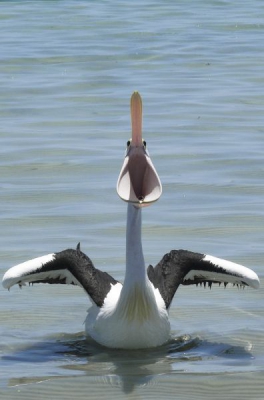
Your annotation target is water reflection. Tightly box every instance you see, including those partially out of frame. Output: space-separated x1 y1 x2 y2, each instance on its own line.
4 332 254 393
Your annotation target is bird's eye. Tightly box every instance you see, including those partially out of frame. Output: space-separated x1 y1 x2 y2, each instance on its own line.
143 140 147 147
127 140 131 147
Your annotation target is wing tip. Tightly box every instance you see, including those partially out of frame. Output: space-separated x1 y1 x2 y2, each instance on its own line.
2 253 56 290
248 275 260 290
2 270 18 290
2 275 11 290
203 254 260 290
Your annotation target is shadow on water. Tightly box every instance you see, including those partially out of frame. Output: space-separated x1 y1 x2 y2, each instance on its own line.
2 332 255 394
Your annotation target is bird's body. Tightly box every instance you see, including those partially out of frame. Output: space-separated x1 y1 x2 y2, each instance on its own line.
85 267 170 349
85 203 170 349
2 92 260 349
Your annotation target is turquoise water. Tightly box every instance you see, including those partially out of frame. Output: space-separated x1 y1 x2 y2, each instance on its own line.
0 1 263 399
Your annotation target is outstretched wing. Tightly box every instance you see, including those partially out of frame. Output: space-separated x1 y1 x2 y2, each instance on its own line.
147 249 260 309
2 243 119 307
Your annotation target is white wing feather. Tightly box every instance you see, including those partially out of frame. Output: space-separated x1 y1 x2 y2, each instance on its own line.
2 254 80 289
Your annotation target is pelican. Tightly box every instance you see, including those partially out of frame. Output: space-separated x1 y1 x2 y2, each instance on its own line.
2 92 260 349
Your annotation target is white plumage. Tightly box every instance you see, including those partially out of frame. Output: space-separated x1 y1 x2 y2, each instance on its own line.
2 92 260 349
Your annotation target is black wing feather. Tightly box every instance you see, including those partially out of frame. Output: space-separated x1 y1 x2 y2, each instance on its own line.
3 244 119 308
148 249 259 309
148 250 204 309
54 247 118 307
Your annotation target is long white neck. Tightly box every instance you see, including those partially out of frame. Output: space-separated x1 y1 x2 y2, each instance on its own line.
123 203 147 287
113 202 162 329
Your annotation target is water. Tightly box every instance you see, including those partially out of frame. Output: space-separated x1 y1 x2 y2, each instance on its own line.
0 1 263 399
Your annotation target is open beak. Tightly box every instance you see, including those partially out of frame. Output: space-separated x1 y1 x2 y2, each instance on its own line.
117 92 162 207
